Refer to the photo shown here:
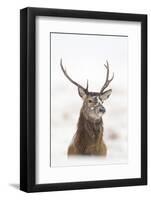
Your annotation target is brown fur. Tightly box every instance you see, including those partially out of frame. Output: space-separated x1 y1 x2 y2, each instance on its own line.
68 110 107 156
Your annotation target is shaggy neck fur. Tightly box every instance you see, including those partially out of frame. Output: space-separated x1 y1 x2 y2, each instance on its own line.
74 110 104 153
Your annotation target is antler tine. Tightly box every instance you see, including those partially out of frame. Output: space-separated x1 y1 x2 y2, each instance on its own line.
60 59 88 93
100 60 114 94
86 79 89 92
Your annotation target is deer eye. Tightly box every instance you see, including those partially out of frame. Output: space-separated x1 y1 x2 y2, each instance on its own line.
88 99 92 103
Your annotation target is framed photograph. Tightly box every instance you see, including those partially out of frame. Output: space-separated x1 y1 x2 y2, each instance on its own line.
20 7 147 192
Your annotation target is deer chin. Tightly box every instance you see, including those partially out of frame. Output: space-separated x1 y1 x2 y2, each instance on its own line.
97 112 104 118
94 113 104 121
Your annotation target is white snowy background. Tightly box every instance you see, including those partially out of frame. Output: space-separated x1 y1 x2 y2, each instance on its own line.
51 33 128 167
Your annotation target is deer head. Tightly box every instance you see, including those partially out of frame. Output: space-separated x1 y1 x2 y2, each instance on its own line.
60 59 114 122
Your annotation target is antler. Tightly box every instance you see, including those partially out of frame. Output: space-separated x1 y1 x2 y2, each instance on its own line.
100 60 114 94
60 59 89 93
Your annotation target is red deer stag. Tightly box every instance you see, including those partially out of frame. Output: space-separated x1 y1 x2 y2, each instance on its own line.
60 59 114 156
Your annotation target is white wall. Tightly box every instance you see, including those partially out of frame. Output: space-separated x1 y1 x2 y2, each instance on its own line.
0 0 150 199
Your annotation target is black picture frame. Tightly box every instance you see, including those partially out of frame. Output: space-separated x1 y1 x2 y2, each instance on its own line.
20 7 147 193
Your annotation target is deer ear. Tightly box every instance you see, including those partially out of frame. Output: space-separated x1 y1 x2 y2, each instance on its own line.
100 89 112 101
78 87 87 99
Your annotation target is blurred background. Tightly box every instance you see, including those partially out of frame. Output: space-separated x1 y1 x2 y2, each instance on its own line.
51 32 128 167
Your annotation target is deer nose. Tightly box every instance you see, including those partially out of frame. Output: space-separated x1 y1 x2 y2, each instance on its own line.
99 107 106 113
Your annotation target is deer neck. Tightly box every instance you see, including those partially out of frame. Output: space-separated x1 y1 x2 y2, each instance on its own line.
76 110 104 143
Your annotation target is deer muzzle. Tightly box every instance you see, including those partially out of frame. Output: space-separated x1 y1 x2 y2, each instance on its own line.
99 107 106 113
